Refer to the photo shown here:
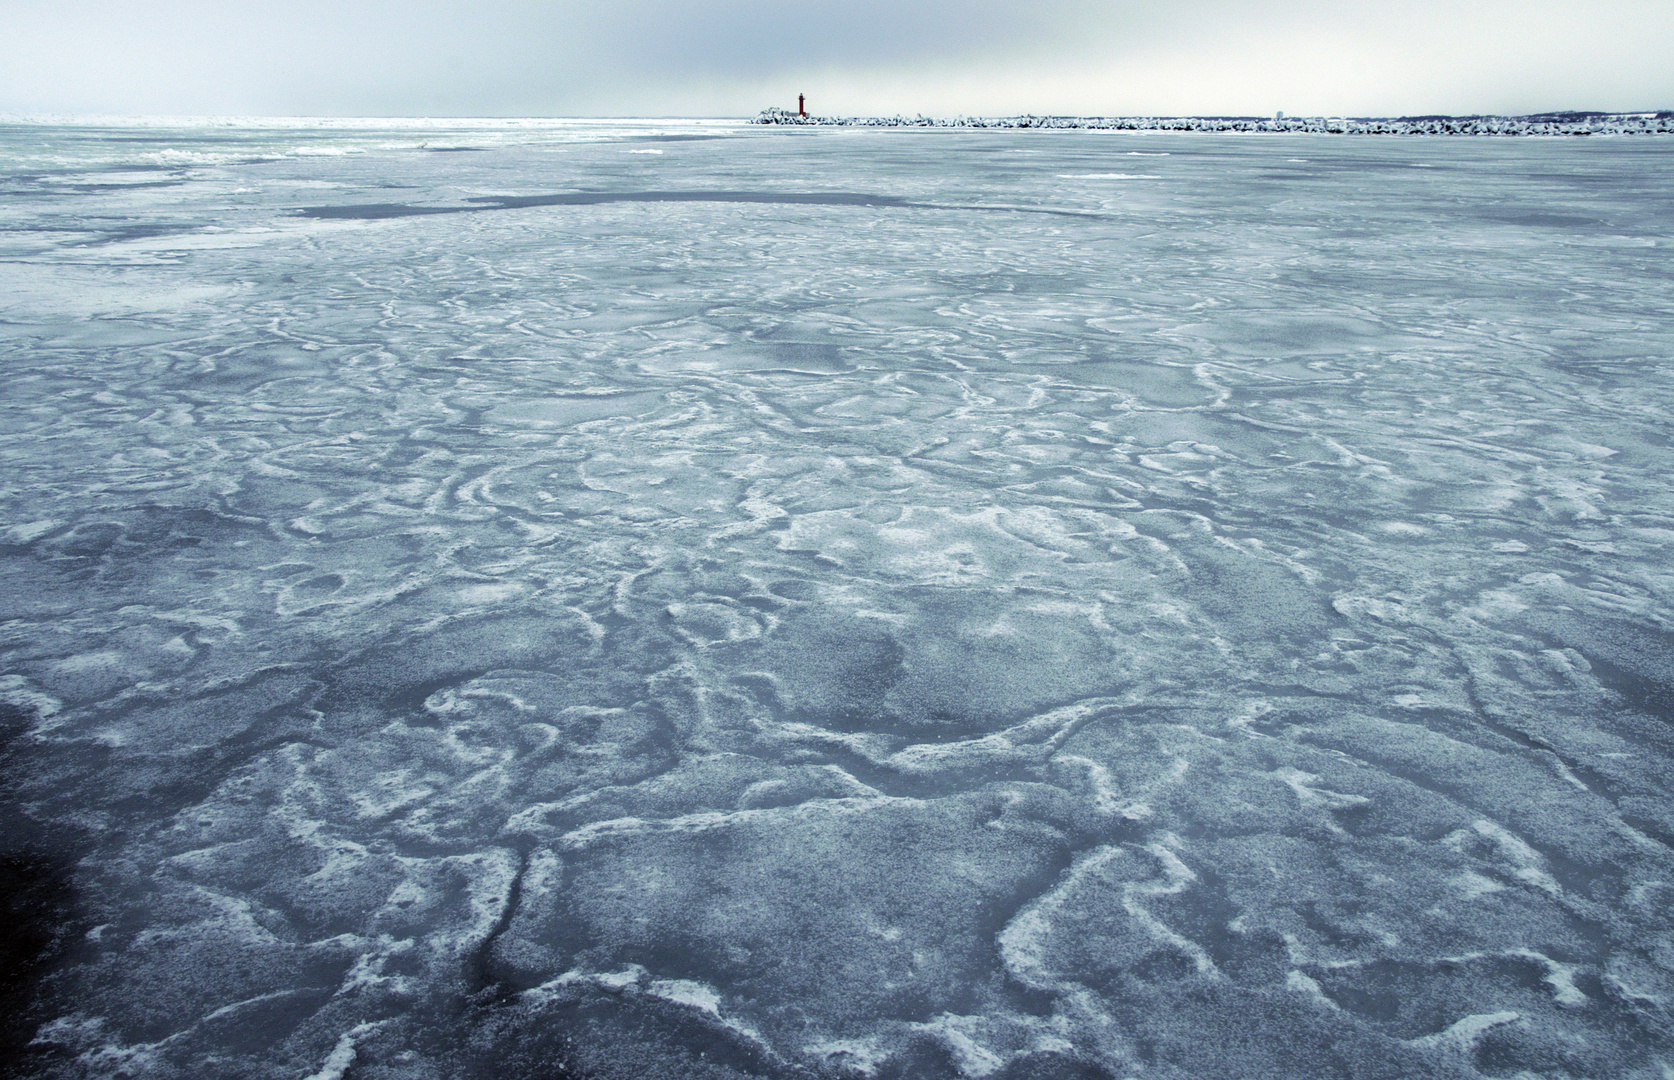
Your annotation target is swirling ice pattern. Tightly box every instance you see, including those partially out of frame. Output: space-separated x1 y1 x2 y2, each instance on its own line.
1 121 1672 1080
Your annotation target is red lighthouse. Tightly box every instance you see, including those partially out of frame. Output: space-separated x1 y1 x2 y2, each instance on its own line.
798 94 806 118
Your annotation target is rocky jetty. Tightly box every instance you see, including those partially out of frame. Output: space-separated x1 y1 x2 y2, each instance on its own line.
756 106 1674 135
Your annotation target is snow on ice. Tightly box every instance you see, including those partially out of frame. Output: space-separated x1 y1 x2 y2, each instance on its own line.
1 117 1672 1079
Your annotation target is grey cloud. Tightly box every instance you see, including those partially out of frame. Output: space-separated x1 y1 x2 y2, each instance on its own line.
1 0 1669 115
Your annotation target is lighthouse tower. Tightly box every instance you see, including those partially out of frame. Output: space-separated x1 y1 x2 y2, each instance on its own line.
798 94 806 118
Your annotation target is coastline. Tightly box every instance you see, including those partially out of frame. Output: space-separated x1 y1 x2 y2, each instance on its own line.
755 108 1674 135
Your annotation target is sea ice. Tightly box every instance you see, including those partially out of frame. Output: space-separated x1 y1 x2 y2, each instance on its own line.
1 118 1671 1079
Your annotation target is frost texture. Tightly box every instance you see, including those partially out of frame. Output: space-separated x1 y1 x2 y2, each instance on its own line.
2 120 1673 1080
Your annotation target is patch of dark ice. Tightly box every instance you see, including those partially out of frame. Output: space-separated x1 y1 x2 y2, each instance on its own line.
297 190 1101 220
297 191 917 219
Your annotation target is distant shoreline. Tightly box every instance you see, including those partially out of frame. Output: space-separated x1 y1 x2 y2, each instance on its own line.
755 109 1674 136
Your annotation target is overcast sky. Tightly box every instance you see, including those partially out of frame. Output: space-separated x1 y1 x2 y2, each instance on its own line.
4 0 1670 118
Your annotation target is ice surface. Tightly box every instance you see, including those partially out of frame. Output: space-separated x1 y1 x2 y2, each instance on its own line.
2 119 1673 1079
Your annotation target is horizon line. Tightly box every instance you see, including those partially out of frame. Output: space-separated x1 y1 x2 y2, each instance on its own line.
4 108 1672 124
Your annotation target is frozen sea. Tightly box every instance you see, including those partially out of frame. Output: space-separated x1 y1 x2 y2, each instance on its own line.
2 118 1673 1080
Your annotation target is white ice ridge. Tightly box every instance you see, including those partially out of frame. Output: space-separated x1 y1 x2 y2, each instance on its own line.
1001 847 1119 993
551 793 914 850
525 966 727 1015
1285 969 1339 1010
1406 1012 1522 1053
648 978 722 1015
1443 820 1562 896
0 674 62 721
520 968 775 1057
913 1013 1007 1077
1124 841 1219 976
302 1022 387 1080
1000 839 1218 989
0 519 63 544
500 755 885 841
1052 755 1154 820
877 696 1129 775
1309 949 1590 1010
804 1035 890 1077
1271 767 1370 810
1491 950 1589 1007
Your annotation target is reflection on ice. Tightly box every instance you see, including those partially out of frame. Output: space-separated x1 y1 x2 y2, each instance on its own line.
1 119 1673 1079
